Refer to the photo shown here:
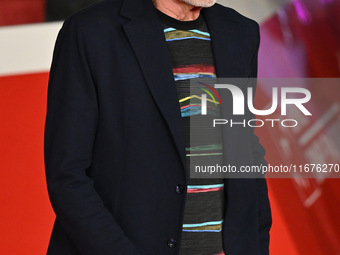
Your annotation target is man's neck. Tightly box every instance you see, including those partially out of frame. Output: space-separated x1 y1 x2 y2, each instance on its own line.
153 0 202 21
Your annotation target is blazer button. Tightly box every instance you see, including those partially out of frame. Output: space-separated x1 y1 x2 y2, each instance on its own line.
167 238 177 248
175 185 184 194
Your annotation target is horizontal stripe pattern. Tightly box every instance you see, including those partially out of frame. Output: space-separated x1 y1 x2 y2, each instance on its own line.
167 36 211 42
183 220 223 232
159 12 225 254
173 64 216 74
188 187 223 193
187 184 224 189
175 73 216 81
183 220 223 228
164 29 211 42
186 143 223 157
164 27 211 37
173 64 216 81
187 184 224 194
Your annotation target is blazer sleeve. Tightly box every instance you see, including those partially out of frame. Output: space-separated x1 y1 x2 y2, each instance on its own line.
44 16 140 255
248 21 273 255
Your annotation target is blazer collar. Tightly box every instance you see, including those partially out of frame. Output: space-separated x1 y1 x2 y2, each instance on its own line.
120 0 154 19
120 0 241 77
120 0 240 176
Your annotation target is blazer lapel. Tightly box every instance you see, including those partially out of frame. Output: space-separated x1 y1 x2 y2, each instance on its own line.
202 6 247 164
202 6 240 78
121 0 187 172
119 0 246 176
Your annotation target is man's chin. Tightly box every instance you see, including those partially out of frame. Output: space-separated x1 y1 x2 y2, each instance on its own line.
182 0 217 8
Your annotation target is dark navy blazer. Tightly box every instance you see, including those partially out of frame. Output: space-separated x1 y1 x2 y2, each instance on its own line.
44 0 272 254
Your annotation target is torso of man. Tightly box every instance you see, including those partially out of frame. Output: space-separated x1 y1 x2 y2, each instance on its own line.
157 8 225 255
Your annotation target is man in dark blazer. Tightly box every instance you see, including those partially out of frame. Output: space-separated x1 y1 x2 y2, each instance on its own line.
44 0 272 254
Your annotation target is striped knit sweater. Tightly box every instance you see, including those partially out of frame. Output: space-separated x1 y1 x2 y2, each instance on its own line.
157 9 225 255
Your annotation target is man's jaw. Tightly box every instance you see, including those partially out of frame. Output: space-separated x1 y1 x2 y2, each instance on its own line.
182 0 217 8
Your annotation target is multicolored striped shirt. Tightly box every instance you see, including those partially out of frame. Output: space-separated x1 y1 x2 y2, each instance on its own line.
157 9 225 255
